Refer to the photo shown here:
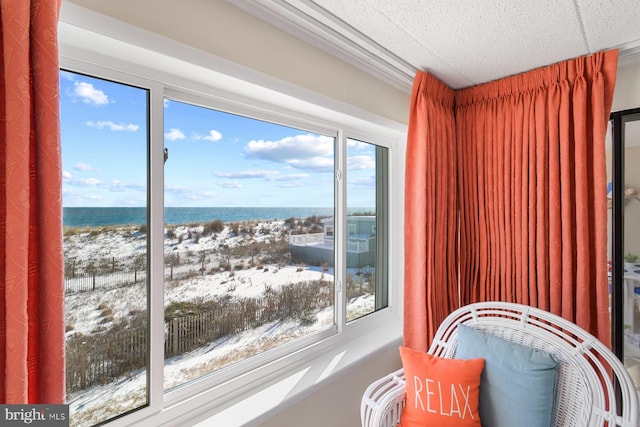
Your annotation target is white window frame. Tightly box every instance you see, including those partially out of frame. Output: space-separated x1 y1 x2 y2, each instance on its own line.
59 3 405 426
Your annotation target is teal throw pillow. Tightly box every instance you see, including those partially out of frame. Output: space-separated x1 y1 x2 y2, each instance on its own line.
455 323 558 427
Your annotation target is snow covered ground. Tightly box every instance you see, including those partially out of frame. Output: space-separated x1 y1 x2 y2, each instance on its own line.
64 220 374 426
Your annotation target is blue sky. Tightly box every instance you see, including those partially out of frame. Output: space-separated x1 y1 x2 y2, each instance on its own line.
60 70 377 208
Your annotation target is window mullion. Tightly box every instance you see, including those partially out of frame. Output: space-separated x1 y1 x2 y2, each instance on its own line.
335 129 347 332
148 83 166 411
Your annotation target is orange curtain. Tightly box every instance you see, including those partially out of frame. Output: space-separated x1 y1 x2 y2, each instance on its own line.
405 50 618 349
0 0 65 403
456 50 617 343
404 72 458 352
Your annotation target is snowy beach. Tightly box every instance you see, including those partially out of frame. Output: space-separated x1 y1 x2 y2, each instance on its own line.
64 218 374 426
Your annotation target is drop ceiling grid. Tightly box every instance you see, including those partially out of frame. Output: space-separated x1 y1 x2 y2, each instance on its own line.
575 0 640 52
315 0 593 88
309 0 471 88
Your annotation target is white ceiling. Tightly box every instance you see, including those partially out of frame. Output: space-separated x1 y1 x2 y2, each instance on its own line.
229 0 640 92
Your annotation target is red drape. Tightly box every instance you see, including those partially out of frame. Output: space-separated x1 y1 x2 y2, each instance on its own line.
404 72 458 352
0 0 64 403
404 50 618 350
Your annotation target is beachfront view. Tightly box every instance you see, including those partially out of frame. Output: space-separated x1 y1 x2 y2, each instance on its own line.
60 70 388 426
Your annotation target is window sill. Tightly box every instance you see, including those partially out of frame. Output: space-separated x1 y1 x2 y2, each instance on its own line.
115 308 402 427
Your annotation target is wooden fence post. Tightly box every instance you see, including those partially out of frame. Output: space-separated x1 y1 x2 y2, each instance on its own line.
241 301 245 330
173 318 179 355
81 341 87 389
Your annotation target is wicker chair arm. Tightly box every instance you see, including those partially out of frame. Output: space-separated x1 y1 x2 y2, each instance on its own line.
361 369 406 427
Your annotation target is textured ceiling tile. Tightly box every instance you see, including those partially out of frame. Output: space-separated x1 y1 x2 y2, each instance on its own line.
303 0 640 89
312 0 475 86
576 0 640 51
368 0 589 87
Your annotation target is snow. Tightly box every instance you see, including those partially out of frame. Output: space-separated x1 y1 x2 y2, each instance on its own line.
68 313 335 427
64 220 373 427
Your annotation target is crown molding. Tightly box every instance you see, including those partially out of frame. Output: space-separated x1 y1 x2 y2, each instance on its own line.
227 0 640 93
618 39 640 67
226 0 416 94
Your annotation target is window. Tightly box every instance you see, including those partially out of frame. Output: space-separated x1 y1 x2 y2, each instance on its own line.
60 70 151 426
59 69 391 425
608 109 640 372
59 8 401 426
163 99 336 390
326 226 334 237
346 138 388 321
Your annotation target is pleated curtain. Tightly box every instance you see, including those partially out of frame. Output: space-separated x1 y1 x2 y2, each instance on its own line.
0 0 65 403
405 50 618 350
404 73 458 352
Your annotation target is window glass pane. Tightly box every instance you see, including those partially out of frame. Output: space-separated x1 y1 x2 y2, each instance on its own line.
60 70 150 426
620 117 640 379
163 100 335 390
346 138 388 321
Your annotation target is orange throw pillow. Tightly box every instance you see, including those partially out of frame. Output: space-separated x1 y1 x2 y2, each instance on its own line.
398 346 484 427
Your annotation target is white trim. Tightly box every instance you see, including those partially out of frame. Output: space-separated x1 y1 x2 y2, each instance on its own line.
59 3 406 426
148 69 166 414
226 0 416 94
619 39 640 66
226 0 640 93
335 129 347 332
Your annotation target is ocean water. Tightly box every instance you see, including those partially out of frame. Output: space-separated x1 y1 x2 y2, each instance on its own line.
62 207 372 228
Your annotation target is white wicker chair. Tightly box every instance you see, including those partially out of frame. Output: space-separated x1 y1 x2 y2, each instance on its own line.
361 302 639 427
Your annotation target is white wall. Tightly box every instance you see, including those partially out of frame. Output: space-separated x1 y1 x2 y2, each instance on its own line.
612 61 640 112
251 344 401 427
67 0 410 125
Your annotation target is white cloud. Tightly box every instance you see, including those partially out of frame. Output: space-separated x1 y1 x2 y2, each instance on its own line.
165 128 185 141
286 157 334 171
164 185 218 203
74 162 92 172
244 134 334 171
62 170 72 179
272 173 309 182
214 169 279 179
347 139 371 150
73 82 109 106
76 178 102 186
349 176 375 188
221 182 243 189
195 129 222 142
65 177 145 193
165 184 191 194
106 180 145 192
164 99 170 108
347 155 375 170
86 121 139 132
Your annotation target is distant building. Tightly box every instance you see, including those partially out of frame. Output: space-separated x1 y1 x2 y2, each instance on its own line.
289 216 376 268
